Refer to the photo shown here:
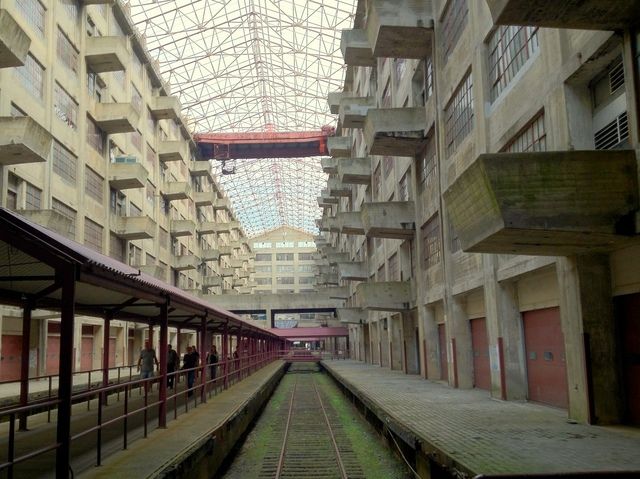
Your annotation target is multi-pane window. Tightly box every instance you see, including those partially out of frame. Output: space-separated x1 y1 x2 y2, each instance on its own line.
441 0 468 61
56 28 79 76
146 181 155 209
253 241 272 249
276 253 294 261
298 265 314 272
84 166 104 203
275 241 295 248
147 109 156 134
444 71 474 157
299 276 315 284
298 252 314 261
372 164 381 200
131 85 143 114
595 112 629 150
417 133 437 193
14 54 44 101
146 145 156 173
277 265 295 273
84 218 103 252
17 0 46 37
25 183 41 210
159 227 168 249
52 198 76 238
109 233 125 261
399 173 410 201
132 53 143 78
59 0 79 19
421 214 441 269
6 174 18 210
276 277 295 285
256 253 272 261
52 141 77 184
129 244 142 266
388 253 399 281
87 72 104 102
112 70 125 89
87 116 105 154
503 112 547 153
256 277 272 285
131 130 143 151
489 26 539 102
255 265 272 273
110 189 126 216
54 83 78 130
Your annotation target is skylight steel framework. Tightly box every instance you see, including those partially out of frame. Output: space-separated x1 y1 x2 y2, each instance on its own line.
129 0 356 236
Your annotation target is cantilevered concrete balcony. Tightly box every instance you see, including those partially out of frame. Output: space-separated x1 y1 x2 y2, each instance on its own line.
340 29 375 67
238 270 249 279
317 265 334 276
318 192 339 207
0 117 52 165
337 308 367 324
162 181 191 201
322 217 340 233
485 0 640 31
327 136 352 158
112 215 156 240
190 161 214 181
357 281 413 312
339 96 375 129
364 108 426 157
170 219 196 238
229 258 243 269
138 265 165 281
109 161 148 190
0 10 30 68
328 91 347 115
317 218 330 232
18 210 72 237
203 275 222 288
327 252 350 265
222 288 239 296
219 246 234 256
173 254 198 271
318 272 339 286
220 267 234 277
337 262 367 281
327 178 351 198
361 201 415 239
366 0 434 59
201 249 220 262
321 157 338 174
95 103 139 134
338 158 371 185
158 141 188 163
85 36 129 73
443 151 639 256
193 191 215 207
213 198 232 212
198 221 230 235
149 95 181 121
325 286 349 300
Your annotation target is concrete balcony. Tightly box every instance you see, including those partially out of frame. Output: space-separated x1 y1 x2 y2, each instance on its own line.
193 191 215 207
162 181 191 201
220 267 234 277
229 258 243 269
95 103 139 134
318 193 338 207
222 289 239 296
485 0 640 31
339 96 375 129
338 158 370 185
173 254 199 271
0 9 30 68
0 117 52 165
150 95 181 121
337 308 367 324
366 0 434 59
170 219 196 238
17 210 72 237
327 136 351 158
200 249 221 262
203 275 222 288
213 198 232 212
443 151 639 256
112 215 156 240
190 161 214 181
109 161 148 190
318 272 339 286
219 246 234 256
340 29 375 67
198 221 229 235
158 141 188 163
325 286 349 300
356 281 413 312
327 178 351 198
328 91 347 114
337 212 365 236
138 265 166 281
321 157 338 174
85 36 129 73
238 270 249 279
322 216 340 233
327 252 350 265
361 201 415 239
337 262 367 281
364 108 426 157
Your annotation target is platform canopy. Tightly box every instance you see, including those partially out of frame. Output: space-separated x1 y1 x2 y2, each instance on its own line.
271 327 349 340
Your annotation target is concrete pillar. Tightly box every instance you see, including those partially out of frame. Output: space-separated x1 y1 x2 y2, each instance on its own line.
422 305 439 380
370 321 380 365
448 296 473 388
557 255 623 424
379 318 390 368
402 312 419 375
390 314 403 370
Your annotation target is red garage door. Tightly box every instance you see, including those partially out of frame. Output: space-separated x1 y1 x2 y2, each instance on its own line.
46 336 60 376
438 324 448 381
0 335 22 381
80 337 94 371
471 318 491 390
616 293 640 425
523 307 568 409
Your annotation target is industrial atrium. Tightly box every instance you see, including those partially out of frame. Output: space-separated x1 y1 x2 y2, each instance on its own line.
0 0 639 478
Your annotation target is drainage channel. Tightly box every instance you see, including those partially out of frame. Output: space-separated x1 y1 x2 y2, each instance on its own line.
219 362 412 478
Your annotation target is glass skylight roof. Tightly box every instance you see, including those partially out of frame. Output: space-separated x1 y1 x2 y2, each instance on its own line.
129 0 357 236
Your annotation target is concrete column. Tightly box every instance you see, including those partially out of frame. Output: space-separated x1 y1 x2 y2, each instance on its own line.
402 312 419 375
556 255 623 424
379 318 390 368
447 296 473 388
422 305 439 380
390 314 403 370
370 321 380 365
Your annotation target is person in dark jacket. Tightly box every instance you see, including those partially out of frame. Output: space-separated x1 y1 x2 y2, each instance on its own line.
167 344 179 389
182 346 198 396
207 345 219 380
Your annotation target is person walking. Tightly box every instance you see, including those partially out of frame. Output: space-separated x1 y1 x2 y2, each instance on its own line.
137 341 158 391
207 345 219 380
182 346 197 397
167 344 179 389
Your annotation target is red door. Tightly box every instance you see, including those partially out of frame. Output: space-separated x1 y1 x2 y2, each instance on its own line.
617 293 640 425
438 324 448 381
46 336 60 376
80 337 94 371
109 338 116 367
523 307 568 409
471 318 491 390
0 335 22 381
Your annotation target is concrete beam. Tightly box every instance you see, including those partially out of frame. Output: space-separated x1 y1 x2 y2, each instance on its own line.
213 198 232 212
364 107 427 157
337 262 368 281
0 117 52 165
200 249 221 262
337 308 368 324
361 201 416 239
321 157 338 174
327 252 350 265
85 36 129 73
356 281 413 312
327 136 352 158
327 91 346 115
109 161 148 190
337 211 365 236
327 177 351 197
340 29 376 67
205 291 341 312
0 9 30 68
220 267 234 277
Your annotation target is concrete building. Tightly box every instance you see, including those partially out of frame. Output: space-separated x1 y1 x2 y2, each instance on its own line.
319 0 640 426
0 0 255 380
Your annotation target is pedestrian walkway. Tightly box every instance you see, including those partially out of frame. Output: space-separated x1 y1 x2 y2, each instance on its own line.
322 360 640 477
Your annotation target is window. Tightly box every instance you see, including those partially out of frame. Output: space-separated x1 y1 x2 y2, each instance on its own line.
412 58 432 107
85 167 104 203
25 183 41 210
255 253 272 262
14 54 44 101
6 174 18 211
131 130 143 152
146 181 155 210
112 70 125 89
131 85 143 114
376 264 386 282
388 253 399 281
253 241 272 249
147 109 156 134
109 233 125 261
298 252 314 261
130 202 142 217
444 71 473 157
52 141 77 184
276 253 294 261
84 217 103 252
383 156 394 177
256 277 272 285
276 265 295 273
488 26 539 101
52 198 76 238
595 112 629 150
17 0 46 37
159 228 168 249
399 173 410 201
54 83 78 130
417 133 437 193
394 58 407 85
298 241 315 248
298 264 314 273
275 241 294 248
276 277 295 285
129 244 142 266
132 53 143 78
146 145 156 174
255 265 272 273
59 0 79 19
441 0 468 62
421 214 441 269
502 112 547 153
87 116 105 154
299 276 315 284
56 28 79 76
372 164 381 200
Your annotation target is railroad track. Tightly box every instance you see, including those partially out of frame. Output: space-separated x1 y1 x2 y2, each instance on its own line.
258 375 365 479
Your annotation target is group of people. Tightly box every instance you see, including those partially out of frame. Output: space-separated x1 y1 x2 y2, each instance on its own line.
136 341 221 396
